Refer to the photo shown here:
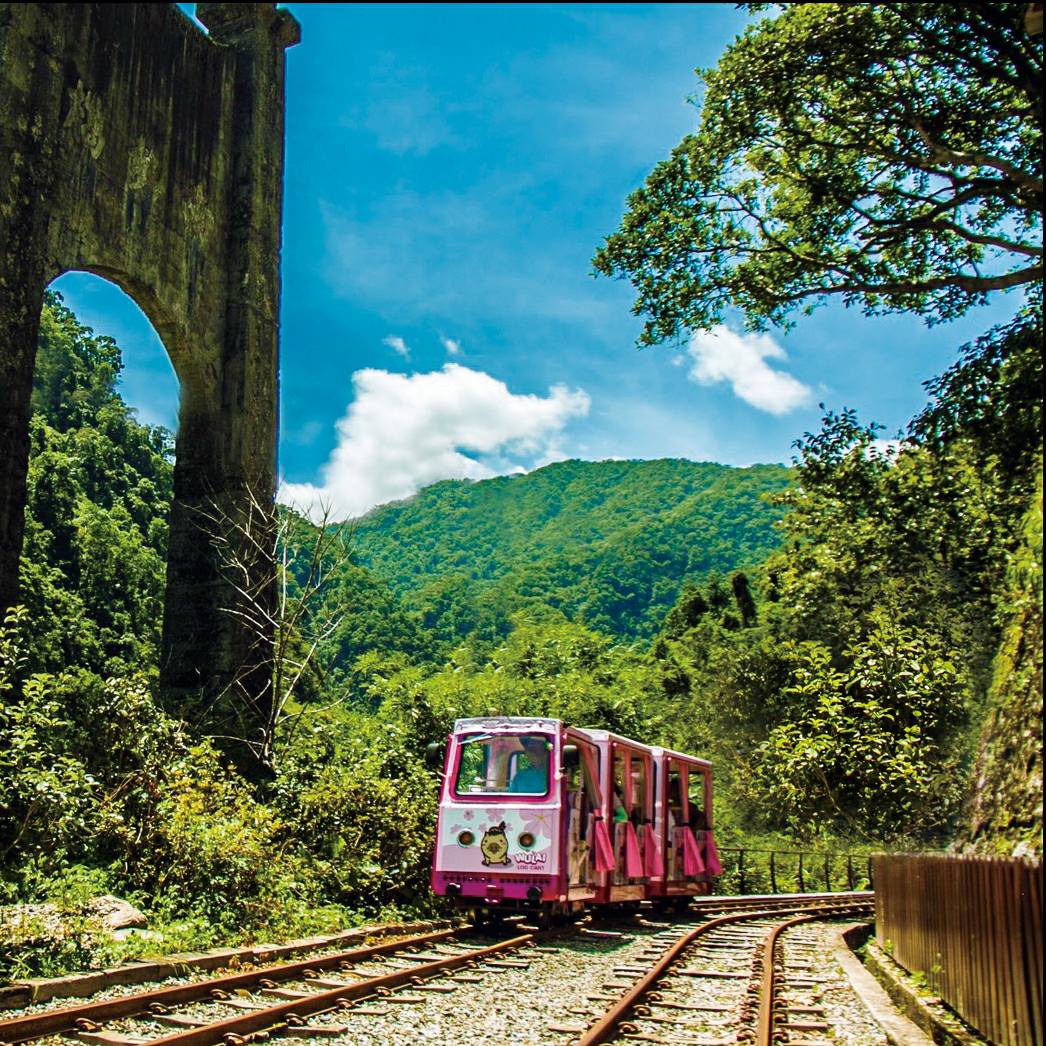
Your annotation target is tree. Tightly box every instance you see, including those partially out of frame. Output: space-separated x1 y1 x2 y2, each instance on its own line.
190 495 354 779
961 462 1043 856
735 623 967 842
18 293 172 677
594 3 1042 342
912 304 1042 496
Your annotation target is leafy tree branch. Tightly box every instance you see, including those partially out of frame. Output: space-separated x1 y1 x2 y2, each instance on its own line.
594 2 1043 340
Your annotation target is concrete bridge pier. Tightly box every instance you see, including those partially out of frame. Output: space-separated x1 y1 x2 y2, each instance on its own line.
0 2 300 775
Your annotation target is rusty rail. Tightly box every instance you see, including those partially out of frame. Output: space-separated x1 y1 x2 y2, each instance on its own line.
754 913 817 1046
145 932 535 1046
874 853 1042 1046
579 900 872 1045
578 909 777 1046
689 890 873 911
0 927 462 1044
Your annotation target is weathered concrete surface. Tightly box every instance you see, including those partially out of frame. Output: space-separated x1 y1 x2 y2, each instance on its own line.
834 924 934 1046
863 938 986 1046
0 3 298 760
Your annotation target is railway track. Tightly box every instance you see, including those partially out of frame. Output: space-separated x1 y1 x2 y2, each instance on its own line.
0 894 876 1046
577 898 875 1045
0 925 534 1046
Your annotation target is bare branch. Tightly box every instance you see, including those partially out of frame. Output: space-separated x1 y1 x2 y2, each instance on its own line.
912 122 1043 197
770 262 1043 306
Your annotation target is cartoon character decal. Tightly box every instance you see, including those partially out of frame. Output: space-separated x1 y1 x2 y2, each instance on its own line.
479 822 511 865
438 808 557 875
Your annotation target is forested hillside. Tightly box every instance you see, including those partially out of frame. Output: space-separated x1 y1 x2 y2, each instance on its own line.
18 295 791 684
352 459 790 646
18 294 173 678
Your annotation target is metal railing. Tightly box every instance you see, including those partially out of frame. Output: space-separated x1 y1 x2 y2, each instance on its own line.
716 847 874 895
874 853 1042 1046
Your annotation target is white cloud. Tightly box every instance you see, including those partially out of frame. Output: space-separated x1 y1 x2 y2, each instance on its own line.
686 326 811 415
383 334 411 359
280 364 590 521
441 335 463 357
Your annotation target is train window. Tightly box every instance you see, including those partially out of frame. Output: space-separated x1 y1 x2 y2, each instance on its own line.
668 765 684 827
688 770 708 829
612 751 628 821
452 733 552 797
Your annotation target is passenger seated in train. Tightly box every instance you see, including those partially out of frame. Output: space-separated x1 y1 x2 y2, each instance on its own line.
509 736 550 793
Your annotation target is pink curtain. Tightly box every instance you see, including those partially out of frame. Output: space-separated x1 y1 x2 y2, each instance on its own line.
592 815 615 872
643 822 663 878
623 821 644 879
682 827 705 877
704 829 723 876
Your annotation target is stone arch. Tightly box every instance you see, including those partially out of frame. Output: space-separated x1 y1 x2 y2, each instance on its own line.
0 3 300 772
49 266 197 392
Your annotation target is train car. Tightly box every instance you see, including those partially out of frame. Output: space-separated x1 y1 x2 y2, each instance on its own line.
649 746 722 906
579 729 659 906
428 716 717 918
429 716 598 918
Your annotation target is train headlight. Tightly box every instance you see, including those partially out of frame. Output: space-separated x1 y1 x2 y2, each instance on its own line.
457 830 475 846
518 832 535 849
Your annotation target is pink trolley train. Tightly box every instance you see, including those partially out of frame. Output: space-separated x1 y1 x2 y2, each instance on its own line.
428 717 722 919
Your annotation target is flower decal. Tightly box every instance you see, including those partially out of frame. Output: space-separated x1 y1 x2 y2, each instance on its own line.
519 808 552 840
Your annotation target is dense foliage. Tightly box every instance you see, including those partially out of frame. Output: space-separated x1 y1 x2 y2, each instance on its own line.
594 2 1042 342
19 294 173 677
962 466 1043 856
351 458 790 648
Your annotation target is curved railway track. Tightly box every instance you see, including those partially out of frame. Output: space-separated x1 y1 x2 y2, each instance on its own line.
577 898 875 1045
0 893 876 1046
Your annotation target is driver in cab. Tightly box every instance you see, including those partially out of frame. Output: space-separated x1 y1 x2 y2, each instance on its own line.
509 736 550 794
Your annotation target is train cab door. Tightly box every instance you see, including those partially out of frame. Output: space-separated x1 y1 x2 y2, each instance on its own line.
685 766 707 887
565 734 599 897
675 761 716 890
610 743 651 888
687 767 710 832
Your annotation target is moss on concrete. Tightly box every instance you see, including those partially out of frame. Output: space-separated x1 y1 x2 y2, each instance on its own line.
961 462 1043 857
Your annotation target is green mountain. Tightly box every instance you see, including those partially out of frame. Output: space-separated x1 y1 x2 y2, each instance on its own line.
351 458 792 645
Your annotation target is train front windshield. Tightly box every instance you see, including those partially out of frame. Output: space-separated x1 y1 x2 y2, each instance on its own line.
453 733 552 797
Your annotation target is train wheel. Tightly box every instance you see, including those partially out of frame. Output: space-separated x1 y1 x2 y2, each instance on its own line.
470 907 504 930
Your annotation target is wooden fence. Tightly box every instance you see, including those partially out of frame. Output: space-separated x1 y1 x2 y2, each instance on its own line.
874 853 1042 1046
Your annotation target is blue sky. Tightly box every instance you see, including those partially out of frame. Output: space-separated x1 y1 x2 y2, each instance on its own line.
52 3 1020 519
